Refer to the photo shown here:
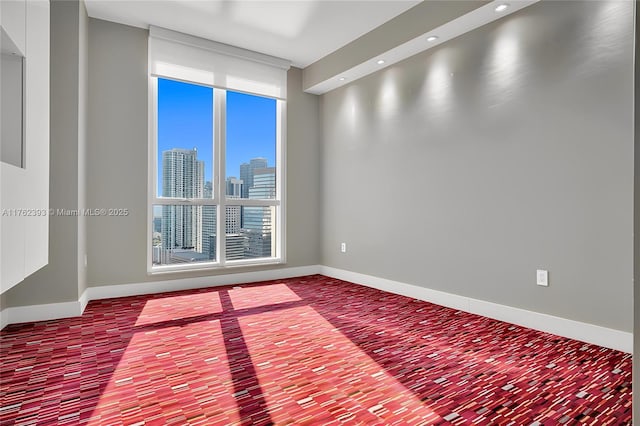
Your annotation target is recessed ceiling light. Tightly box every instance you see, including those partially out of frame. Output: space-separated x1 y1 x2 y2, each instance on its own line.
377 59 385 65
427 36 439 42
339 77 345 81
495 4 509 12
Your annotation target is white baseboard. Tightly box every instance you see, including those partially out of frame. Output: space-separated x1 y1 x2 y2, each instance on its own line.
0 308 7 330
2 299 84 327
79 287 90 314
319 266 632 354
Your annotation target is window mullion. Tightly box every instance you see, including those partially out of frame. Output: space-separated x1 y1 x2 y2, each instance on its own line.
147 77 159 274
152 198 218 205
276 99 286 261
215 88 226 265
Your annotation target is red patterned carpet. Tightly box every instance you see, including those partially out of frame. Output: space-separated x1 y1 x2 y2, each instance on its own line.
1 275 632 425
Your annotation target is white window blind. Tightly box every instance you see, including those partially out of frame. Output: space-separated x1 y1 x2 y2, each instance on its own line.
149 26 290 99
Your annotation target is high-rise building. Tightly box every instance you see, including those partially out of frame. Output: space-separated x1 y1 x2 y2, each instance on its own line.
225 234 246 260
243 167 275 258
203 205 242 261
208 233 246 261
248 168 275 199
161 149 204 255
225 177 242 241
226 205 242 234
226 177 243 198
239 157 268 199
201 180 215 259
162 148 204 199
201 206 216 259
204 180 213 198
239 163 250 198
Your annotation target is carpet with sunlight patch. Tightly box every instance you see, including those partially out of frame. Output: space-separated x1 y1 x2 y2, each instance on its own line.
0 275 632 425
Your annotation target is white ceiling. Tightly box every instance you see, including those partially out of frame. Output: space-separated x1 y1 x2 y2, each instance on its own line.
305 0 539 94
84 0 421 68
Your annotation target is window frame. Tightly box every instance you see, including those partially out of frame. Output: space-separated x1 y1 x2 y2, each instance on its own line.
147 77 286 274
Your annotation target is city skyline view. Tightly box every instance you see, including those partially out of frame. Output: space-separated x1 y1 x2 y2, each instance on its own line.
153 149 276 265
153 78 278 265
151 152 275 219
156 78 276 198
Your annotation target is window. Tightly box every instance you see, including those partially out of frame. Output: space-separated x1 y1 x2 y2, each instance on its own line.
148 27 288 273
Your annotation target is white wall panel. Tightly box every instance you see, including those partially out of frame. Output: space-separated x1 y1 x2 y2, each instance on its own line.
1 0 50 294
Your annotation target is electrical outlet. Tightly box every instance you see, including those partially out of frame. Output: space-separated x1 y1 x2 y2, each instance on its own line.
536 269 548 286
340 242 347 253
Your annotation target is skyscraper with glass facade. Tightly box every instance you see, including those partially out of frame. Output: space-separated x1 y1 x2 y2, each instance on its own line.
239 157 268 199
243 167 275 258
161 148 204 253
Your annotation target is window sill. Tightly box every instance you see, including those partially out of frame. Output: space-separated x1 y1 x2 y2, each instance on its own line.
148 258 284 276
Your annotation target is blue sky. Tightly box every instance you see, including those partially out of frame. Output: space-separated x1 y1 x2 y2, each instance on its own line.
157 78 276 196
226 90 277 179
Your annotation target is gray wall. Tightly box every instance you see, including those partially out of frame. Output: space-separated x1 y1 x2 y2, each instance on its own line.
285 67 322 267
77 0 89 300
320 1 634 332
4 0 88 307
86 18 321 287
